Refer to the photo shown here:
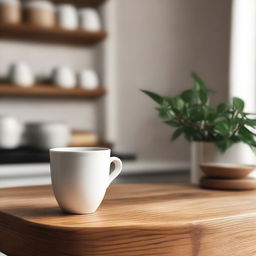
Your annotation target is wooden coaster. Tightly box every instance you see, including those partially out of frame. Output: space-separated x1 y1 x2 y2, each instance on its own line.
200 163 255 179
200 177 256 190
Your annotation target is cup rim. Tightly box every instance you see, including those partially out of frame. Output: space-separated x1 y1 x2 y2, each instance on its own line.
50 147 110 153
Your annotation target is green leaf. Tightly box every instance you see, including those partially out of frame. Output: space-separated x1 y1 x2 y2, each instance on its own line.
217 103 229 114
141 90 164 105
157 107 171 119
233 117 245 126
190 108 204 121
171 128 184 141
238 126 256 146
214 121 230 137
233 97 244 113
171 97 185 113
175 98 184 110
245 119 256 127
216 140 235 152
184 127 200 141
198 89 208 105
205 106 217 121
239 127 256 148
191 72 205 90
180 89 194 103
164 120 179 127
163 97 173 105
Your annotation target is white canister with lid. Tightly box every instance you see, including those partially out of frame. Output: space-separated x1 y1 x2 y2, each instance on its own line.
78 8 101 31
56 4 78 30
52 66 76 89
0 0 21 24
8 62 35 87
24 1 55 27
0 116 24 149
78 69 99 90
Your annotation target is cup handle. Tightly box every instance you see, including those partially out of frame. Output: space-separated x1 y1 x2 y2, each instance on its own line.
108 157 122 187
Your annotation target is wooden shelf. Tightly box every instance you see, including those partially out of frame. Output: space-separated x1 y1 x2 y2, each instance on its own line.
0 23 107 46
0 84 106 98
22 0 106 7
52 0 106 7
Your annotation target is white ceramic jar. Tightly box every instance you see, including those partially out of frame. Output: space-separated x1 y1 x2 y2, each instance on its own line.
8 62 34 87
0 116 24 149
0 0 21 24
24 1 55 27
78 8 101 31
25 122 71 150
78 69 99 90
56 4 78 30
52 66 76 89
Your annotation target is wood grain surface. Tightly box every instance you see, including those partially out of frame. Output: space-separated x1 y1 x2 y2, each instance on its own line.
22 0 106 8
200 177 256 190
52 0 106 7
0 23 107 46
1 184 256 256
0 84 106 98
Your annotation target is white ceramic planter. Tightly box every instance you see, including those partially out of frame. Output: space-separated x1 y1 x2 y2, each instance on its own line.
191 142 256 184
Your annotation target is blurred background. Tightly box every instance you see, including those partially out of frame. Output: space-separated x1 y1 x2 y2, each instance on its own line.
0 0 233 187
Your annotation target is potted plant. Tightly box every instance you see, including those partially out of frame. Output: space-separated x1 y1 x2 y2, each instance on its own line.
142 73 256 184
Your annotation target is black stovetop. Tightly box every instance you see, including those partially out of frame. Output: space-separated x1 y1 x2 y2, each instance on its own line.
0 147 136 164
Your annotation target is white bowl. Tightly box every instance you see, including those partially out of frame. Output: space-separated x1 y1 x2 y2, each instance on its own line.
25 122 71 150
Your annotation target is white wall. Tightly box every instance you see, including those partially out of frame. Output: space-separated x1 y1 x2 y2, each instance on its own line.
113 0 231 163
0 0 231 168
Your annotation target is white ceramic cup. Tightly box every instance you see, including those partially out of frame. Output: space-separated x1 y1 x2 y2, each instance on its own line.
50 147 122 214
52 66 76 89
78 8 101 31
56 4 78 30
9 62 34 87
78 69 99 90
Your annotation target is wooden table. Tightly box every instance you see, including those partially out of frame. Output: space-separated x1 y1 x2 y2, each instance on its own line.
1 184 256 256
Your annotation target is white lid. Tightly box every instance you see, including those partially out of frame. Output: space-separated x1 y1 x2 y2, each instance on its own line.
57 3 76 10
24 1 55 11
0 0 20 6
